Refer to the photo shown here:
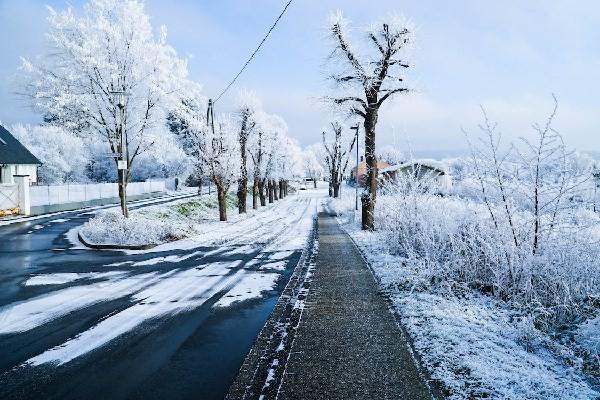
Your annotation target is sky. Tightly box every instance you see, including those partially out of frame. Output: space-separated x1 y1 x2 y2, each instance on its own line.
0 0 599 155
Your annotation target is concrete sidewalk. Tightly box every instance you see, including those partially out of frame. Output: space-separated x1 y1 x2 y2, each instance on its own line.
277 213 434 400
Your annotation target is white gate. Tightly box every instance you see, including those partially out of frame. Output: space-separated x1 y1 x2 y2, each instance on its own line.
0 184 20 215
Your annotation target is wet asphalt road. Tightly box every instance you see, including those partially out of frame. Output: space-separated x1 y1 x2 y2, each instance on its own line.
0 194 311 400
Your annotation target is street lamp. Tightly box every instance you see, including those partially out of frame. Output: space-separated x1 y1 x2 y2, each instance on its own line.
351 123 360 211
109 89 128 217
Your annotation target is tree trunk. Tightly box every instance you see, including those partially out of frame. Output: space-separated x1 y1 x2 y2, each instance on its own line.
313 179 317 189
259 180 266 206
217 184 227 222
328 183 333 197
237 177 247 214
333 182 340 198
273 180 279 201
118 171 129 218
279 180 284 198
237 133 248 214
268 180 274 203
252 179 258 209
285 181 288 196
362 109 378 231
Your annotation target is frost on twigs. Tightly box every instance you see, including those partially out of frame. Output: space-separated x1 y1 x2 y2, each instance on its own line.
328 96 600 396
324 10 413 116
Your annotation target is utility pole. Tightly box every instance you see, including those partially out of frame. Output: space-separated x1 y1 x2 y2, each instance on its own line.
206 98 215 197
351 123 360 211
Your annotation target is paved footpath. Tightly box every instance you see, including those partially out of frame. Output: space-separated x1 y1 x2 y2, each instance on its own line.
277 213 435 400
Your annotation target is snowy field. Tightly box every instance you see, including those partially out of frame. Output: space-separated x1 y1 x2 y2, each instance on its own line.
329 189 599 400
0 190 320 393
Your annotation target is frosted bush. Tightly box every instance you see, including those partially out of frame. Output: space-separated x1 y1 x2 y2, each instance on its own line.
80 210 183 246
375 184 600 327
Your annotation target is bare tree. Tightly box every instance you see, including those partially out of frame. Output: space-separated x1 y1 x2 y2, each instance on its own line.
325 11 412 229
322 121 356 198
303 144 324 189
467 96 592 257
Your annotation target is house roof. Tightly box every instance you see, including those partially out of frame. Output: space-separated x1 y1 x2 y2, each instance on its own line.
351 160 391 173
0 125 41 165
380 159 448 175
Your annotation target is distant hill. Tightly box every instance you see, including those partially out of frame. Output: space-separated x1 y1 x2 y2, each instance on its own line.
582 150 600 161
408 149 600 162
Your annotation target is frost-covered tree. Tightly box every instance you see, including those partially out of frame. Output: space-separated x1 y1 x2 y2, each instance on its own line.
202 117 240 221
235 92 261 214
10 124 90 184
179 112 240 221
322 120 356 197
19 0 190 216
248 112 287 207
302 145 324 189
378 145 405 166
325 10 413 229
276 137 302 197
127 131 192 182
465 97 594 293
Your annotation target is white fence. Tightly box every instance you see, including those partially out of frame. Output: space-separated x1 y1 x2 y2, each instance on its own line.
30 181 165 207
0 184 19 211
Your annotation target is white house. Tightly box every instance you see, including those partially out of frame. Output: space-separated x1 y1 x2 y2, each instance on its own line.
0 125 40 185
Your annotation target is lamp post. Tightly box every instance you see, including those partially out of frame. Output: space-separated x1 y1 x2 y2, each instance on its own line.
351 123 360 211
110 90 128 217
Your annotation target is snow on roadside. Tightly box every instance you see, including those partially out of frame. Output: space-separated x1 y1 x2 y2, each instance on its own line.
24 271 125 286
76 192 294 248
79 209 187 246
396 291 595 399
330 195 598 400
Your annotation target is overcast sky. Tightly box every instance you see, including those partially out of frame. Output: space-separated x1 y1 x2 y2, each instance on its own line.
1 0 599 154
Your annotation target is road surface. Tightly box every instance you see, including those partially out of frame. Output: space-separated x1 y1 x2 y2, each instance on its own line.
0 191 319 400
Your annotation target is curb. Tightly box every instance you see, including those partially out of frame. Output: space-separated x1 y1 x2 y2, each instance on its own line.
226 215 319 400
77 229 158 251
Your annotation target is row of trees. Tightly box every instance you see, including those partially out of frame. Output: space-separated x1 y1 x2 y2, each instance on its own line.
18 0 300 220
170 94 301 221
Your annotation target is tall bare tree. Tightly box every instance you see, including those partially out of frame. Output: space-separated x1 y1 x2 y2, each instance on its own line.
325 11 412 229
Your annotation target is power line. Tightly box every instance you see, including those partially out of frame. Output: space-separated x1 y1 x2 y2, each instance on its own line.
213 0 293 104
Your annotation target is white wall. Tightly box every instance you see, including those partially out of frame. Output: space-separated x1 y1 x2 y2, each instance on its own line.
0 164 38 184
30 180 166 207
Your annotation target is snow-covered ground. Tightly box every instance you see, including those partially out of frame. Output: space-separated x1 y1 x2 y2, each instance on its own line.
77 191 309 247
0 190 320 368
329 190 599 400
78 192 240 246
